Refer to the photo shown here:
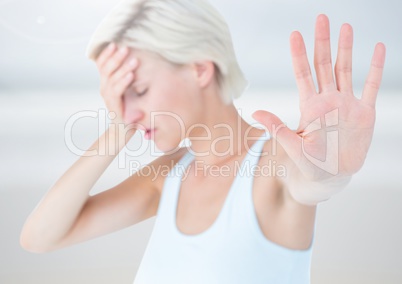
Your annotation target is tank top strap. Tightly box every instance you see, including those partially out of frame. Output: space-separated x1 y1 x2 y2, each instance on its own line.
233 131 271 184
244 131 271 168
154 149 194 227
222 131 271 235
155 131 271 236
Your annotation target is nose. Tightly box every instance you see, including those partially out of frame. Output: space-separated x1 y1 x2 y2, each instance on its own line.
123 97 144 125
124 109 144 125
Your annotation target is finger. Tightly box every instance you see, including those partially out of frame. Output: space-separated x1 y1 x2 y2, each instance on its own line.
314 14 336 93
335 24 354 95
252 110 303 165
361 43 386 107
101 46 130 78
99 46 131 92
290 31 317 102
96 42 116 70
110 57 139 86
104 71 136 122
112 72 136 99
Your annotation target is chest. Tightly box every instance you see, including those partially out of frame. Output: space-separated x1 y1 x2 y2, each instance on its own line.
176 155 282 235
174 153 316 251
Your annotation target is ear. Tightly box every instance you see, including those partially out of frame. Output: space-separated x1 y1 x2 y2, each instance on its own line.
193 61 216 88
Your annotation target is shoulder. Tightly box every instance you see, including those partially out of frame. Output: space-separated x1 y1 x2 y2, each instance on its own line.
257 138 317 208
254 139 285 207
254 139 317 250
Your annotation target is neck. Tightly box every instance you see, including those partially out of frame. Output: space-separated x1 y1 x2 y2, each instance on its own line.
187 102 265 166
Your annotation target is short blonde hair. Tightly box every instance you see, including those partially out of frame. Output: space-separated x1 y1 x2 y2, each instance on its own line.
86 0 248 104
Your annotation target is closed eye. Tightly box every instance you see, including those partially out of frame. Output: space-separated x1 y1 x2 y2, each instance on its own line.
137 89 147 97
125 86 147 98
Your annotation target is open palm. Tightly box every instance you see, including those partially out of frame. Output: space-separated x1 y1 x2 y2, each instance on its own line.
253 14 386 181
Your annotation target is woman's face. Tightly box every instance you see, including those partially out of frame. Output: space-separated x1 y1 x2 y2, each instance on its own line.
122 49 204 153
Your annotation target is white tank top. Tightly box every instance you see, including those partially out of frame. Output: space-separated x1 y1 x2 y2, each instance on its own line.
133 132 314 284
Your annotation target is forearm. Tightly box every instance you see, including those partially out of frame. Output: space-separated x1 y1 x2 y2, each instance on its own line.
20 126 136 252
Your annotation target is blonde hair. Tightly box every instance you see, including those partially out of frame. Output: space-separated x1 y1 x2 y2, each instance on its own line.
85 0 248 104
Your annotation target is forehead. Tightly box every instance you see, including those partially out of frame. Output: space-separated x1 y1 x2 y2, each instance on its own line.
121 48 188 85
126 49 171 72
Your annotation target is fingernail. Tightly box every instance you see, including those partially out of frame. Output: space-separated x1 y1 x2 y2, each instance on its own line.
108 42 115 50
119 47 127 54
129 58 138 66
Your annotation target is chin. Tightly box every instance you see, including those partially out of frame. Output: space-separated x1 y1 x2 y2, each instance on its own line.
153 137 183 155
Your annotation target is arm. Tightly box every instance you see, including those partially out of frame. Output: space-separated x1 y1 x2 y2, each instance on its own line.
20 42 151 253
253 15 386 205
20 126 187 253
19 127 137 252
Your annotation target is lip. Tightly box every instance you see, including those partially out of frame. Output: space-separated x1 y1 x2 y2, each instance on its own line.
136 124 147 131
144 128 157 140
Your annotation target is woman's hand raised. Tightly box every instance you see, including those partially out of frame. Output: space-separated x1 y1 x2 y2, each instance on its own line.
253 14 386 182
96 42 140 126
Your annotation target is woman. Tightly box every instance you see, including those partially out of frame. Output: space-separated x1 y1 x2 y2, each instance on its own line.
20 0 386 283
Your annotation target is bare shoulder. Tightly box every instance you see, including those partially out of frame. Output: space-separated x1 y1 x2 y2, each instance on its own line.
254 139 292 210
257 139 311 202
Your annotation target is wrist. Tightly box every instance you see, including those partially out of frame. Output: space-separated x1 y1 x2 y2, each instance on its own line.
106 123 137 153
312 173 353 189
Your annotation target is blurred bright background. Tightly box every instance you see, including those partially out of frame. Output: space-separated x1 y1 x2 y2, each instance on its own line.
1 0 401 283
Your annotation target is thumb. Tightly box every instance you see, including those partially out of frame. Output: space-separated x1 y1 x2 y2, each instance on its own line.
252 110 303 164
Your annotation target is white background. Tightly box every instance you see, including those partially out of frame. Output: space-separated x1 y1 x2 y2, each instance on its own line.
1 0 401 283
